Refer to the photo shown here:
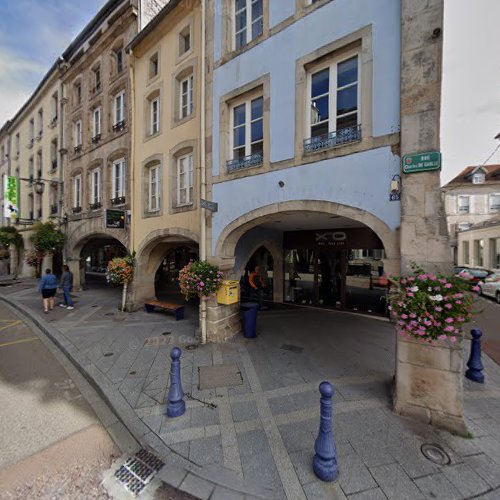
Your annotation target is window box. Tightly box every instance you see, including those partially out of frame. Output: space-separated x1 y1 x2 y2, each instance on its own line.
89 202 102 210
111 196 126 205
226 153 263 173
72 206 82 214
112 120 126 132
91 134 101 144
74 145 82 154
304 124 361 153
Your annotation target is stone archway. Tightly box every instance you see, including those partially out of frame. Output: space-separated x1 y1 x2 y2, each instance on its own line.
128 228 199 309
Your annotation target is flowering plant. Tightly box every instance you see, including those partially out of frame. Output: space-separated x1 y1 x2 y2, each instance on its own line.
106 255 134 285
179 260 224 300
389 265 476 344
25 250 43 268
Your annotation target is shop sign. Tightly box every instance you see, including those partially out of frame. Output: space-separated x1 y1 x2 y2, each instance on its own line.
200 198 218 213
105 209 125 229
402 151 441 174
3 176 18 219
316 231 347 247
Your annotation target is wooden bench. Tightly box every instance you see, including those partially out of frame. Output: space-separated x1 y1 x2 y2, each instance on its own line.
144 299 185 320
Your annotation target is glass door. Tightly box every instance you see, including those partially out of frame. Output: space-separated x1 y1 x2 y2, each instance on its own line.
316 250 344 308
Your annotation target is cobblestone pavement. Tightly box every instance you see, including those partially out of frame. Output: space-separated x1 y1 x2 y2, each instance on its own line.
2 282 500 499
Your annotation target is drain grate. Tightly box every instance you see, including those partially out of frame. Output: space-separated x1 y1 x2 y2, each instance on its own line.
114 448 164 496
421 443 451 465
280 344 304 354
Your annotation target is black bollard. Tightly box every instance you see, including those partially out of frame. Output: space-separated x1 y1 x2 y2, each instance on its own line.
313 381 338 482
466 329 485 383
166 347 186 417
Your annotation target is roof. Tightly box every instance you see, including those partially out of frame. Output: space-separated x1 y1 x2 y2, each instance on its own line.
444 164 500 187
127 0 182 52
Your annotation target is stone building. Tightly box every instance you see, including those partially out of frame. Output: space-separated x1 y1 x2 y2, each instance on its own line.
457 218 500 271
443 164 500 264
127 0 203 307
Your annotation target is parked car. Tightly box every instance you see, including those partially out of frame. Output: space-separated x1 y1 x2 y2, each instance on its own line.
456 267 492 284
478 273 500 303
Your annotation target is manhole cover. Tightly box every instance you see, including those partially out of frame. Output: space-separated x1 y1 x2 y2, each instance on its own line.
198 364 243 390
185 344 198 351
104 352 114 357
280 344 304 353
144 336 170 348
421 443 451 465
114 448 164 495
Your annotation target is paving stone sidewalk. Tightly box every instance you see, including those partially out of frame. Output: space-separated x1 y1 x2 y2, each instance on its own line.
2 282 500 500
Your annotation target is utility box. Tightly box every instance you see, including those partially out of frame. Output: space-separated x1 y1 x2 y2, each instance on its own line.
217 280 239 305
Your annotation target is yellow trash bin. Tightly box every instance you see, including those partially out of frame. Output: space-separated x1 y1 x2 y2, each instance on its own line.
217 280 239 305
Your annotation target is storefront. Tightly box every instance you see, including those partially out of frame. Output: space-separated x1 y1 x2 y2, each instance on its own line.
283 228 388 315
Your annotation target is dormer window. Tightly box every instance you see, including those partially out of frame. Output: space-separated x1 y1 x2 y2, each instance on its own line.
472 172 485 184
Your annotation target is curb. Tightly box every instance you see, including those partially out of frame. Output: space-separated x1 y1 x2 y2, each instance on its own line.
0 294 276 500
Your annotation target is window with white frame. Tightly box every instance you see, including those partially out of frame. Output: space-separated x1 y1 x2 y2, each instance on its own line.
177 153 194 206
234 0 263 50
92 107 101 139
308 54 359 142
73 175 82 208
150 97 160 134
179 25 191 56
90 168 101 206
180 75 193 119
458 222 471 232
29 118 34 142
15 133 20 157
463 241 470 265
472 172 485 184
92 66 101 93
114 91 125 126
74 120 82 148
37 109 43 137
231 95 263 162
148 164 161 212
114 45 124 74
51 92 58 122
112 159 126 201
490 193 500 212
457 195 470 213
149 52 159 79
475 239 484 267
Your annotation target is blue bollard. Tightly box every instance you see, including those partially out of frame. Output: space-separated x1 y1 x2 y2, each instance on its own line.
466 329 485 384
313 381 338 482
166 347 186 417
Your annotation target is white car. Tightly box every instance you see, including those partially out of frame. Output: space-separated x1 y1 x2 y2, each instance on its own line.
479 273 500 303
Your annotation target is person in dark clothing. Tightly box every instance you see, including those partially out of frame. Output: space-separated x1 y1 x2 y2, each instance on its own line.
38 268 58 314
249 265 267 309
59 265 74 309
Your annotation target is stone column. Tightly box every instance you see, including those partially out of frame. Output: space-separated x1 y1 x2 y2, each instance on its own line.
67 258 81 289
396 0 465 435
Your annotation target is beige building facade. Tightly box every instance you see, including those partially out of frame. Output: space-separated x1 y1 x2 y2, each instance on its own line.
457 219 500 271
127 0 202 309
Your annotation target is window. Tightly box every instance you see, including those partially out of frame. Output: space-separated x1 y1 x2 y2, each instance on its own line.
490 193 500 212
74 82 82 106
149 52 159 79
92 66 101 93
180 76 193 119
37 109 43 137
473 172 485 184
234 0 263 50
474 239 484 267
494 238 500 268
36 150 42 178
306 54 360 151
50 184 58 215
90 168 101 207
28 156 34 178
148 164 161 212
229 95 263 170
177 154 194 206
179 25 191 56
463 241 470 265
15 133 20 157
92 107 102 140
50 139 57 171
458 222 471 232
29 118 34 143
73 175 82 209
74 120 82 150
457 195 470 213
51 92 58 123
116 47 124 73
28 193 34 220
150 98 160 134
114 91 125 128
112 159 126 202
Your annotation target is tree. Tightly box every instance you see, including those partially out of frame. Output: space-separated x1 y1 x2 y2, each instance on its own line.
30 221 65 255
0 226 23 250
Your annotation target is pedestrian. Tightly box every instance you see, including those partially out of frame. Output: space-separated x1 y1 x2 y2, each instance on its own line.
38 268 58 314
59 264 74 310
249 265 267 309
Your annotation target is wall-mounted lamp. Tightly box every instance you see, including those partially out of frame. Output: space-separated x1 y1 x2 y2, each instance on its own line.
390 174 401 201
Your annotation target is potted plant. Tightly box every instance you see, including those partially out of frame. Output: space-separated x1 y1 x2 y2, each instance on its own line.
178 260 224 301
106 254 135 312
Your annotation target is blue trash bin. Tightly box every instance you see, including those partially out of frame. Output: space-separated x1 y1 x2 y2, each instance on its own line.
240 302 259 338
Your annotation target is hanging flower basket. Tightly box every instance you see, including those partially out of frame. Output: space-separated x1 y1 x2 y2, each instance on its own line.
106 255 135 312
179 260 224 301
389 265 476 344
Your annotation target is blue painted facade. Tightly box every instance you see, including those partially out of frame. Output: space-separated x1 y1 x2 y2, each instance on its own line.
211 0 401 254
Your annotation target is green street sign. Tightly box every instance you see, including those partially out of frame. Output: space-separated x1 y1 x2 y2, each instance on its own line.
402 151 441 174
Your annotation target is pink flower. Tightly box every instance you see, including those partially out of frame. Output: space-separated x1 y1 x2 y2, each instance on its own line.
407 292 414 297
456 300 462 305
444 325 454 332
434 286 441 291
450 336 457 343
472 285 480 292
418 274 428 281
445 303 453 310
435 306 443 312
444 283 452 289
457 316 465 322
438 334 447 340
401 314 408 319
409 312 417 318
398 320 405 326
445 318 454 323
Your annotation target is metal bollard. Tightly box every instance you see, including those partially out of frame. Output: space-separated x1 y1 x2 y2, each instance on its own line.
313 381 338 482
166 347 186 417
466 329 485 384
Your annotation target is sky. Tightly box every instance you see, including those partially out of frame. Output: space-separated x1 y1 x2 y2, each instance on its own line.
0 0 499 185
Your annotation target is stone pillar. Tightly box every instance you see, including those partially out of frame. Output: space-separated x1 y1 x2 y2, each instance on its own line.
394 336 467 436
127 270 156 311
396 0 465 435
206 295 242 343
67 259 81 289
9 246 19 277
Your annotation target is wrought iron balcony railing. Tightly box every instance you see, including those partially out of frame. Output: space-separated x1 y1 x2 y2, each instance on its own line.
91 133 101 144
72 206 82 214
303 124 361 153
89 201 102 210
74 145 82 154
226 153 263 173
111 196 125 205
112 120 125 132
